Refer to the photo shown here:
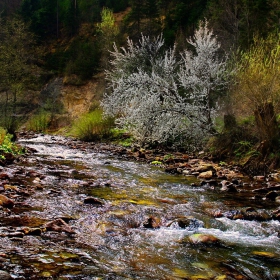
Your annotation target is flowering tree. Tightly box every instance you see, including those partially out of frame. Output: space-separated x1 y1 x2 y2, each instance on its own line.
102 20 229 150
178 20 229 133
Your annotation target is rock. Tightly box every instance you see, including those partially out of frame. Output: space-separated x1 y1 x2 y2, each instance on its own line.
265 191 279 201
198 170 213 179
165 166 180 174
4 184 19 192
252 251 279 259
0 194 14 208
195 164 215 172
223 210 241 219
0 173 10 180
253 176 265 182
0 270 12 280
272 208 280 220
220 180 238 192
8 232 24 238
172 217 204 230
187 233 220 245
143 216 161 229
83 197 103 206
27 228 42 236
241 208 271 221
45 218 75 234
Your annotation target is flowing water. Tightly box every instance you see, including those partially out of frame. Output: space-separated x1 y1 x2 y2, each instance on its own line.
0 134 279 279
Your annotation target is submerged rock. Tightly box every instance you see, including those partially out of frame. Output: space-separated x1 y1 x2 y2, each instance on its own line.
252 251 279 259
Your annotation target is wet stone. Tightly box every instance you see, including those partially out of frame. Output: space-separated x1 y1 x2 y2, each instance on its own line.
265 191 280 201
0 194 14 209
198 170 213 179
45 218 75 234
83 197 103 206
252 251 279 259
0 173 10 180
26 228 42 236
143 216 161 229
0 270 12 280
185 233 220 246
173 217 204 230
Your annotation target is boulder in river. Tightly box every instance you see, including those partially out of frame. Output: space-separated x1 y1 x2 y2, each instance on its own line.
184 233 220 246
83 196 104 206
265 191 279 201
220 180 238 192
0 194 14 208
169 217 204 230
143 216 161 229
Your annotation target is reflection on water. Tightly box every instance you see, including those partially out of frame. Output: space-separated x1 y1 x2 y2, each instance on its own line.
1 134 278 279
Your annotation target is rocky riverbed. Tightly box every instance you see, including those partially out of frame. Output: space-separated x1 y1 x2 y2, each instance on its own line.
0 133 279 279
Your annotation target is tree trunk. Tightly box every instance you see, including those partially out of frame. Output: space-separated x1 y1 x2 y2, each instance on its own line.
254 102 280 151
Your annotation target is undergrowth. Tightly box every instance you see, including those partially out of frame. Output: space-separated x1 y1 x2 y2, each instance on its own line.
0 128 24 161
70 108 115 141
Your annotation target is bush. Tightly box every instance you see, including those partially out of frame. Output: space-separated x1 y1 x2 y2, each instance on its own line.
102 21 229 150
0 128 23 160
70 109 115 141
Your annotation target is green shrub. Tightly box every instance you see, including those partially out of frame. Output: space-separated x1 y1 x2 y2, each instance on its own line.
27 110 51 132
70 109 115 141
0 128 24 160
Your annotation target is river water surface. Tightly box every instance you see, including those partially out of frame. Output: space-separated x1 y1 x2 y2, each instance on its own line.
0 135 279 279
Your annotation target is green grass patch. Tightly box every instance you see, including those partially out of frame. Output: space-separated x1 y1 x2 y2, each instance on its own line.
27 110 51 132
70 109 115 141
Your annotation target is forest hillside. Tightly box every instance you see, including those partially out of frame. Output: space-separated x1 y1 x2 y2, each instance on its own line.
1 0 280 174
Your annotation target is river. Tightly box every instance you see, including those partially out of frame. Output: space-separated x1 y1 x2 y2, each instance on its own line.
0 134 279 279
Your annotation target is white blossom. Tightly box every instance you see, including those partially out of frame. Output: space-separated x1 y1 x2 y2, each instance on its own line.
102 21 229 150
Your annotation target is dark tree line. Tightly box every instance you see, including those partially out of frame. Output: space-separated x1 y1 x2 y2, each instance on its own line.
0 0 279 81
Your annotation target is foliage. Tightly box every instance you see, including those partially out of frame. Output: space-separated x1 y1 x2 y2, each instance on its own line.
233 34 280 113
70 108 115 141
0 128 23 160
151 160 162 165
0 16 40 135
102 20 229 150
96 7 119 69
231 33 280 150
